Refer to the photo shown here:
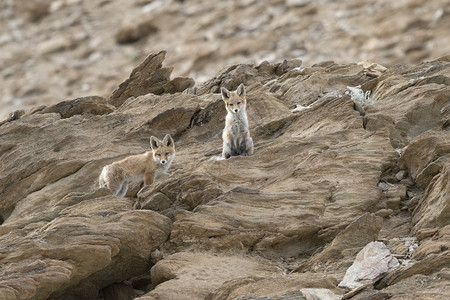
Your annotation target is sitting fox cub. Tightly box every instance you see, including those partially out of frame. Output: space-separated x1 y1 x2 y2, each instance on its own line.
99 134 175 197
221 83 254 159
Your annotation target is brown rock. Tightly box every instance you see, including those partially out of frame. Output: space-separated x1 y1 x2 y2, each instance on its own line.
385 185 407 209
379 273 450 299
399 131 450 188
364 61 450 148
416 228 439 241
109 51 180 107
0 196 171 299
212 273 342 300
162 77 195 94
293 213 383 273
115 19 158 44
275 59 303 75
395 170 407 181
140 252 276 300
38 95 115 118
375 209 393 218
394 130 450 233
136 174 222 219
0 109 25 127
358 60 388 77
412 225 450 260
374 251 450 290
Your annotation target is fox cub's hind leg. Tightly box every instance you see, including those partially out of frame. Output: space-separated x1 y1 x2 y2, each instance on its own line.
100 165 127 197
116 182 128 197
239 137 254 156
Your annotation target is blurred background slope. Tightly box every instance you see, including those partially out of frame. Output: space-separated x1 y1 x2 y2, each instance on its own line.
1 0 449 119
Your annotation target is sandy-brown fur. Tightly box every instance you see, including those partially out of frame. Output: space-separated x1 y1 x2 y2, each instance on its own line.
99 135 175 197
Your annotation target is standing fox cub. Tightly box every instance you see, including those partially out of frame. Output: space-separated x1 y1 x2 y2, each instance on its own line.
99 134 175 197
221 83 254 159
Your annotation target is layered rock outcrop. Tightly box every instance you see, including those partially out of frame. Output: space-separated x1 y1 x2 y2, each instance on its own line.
0 52 449 299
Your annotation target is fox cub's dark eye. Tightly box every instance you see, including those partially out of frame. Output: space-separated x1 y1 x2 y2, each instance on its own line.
157 153 161 156
237 102 241 104
165 152 169 156
229 103 233 106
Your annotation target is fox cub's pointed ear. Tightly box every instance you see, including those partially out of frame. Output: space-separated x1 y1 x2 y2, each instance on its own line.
236 83 245 97
150 136 160 149
163 134 174 147
221 87 231 100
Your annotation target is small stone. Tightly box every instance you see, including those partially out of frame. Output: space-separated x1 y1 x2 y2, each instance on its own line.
300 288 341 300
436 270 450 280
275 59 302 75
375 208 393 218
151 249 163 264
407 190 420 198
387 239 409 257
386 197 401 210
387 185 407 200
400 177 415 187
378 182 390 191
395 170 408 181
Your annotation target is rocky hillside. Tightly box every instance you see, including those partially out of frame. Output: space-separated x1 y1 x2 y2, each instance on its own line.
1 0 450 119
0 50 449 299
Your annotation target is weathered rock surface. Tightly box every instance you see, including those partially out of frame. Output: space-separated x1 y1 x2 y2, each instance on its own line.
38 95 115 119
142 252 275 300
0 194 171 299
1 52 449 299
293 213 383 274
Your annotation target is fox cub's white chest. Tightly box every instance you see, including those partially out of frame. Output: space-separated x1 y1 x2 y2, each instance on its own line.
227 113 248 135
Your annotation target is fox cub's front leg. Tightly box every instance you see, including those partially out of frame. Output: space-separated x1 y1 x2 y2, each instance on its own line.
137 170 156 195
144 171 155 186
222 141 232 159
